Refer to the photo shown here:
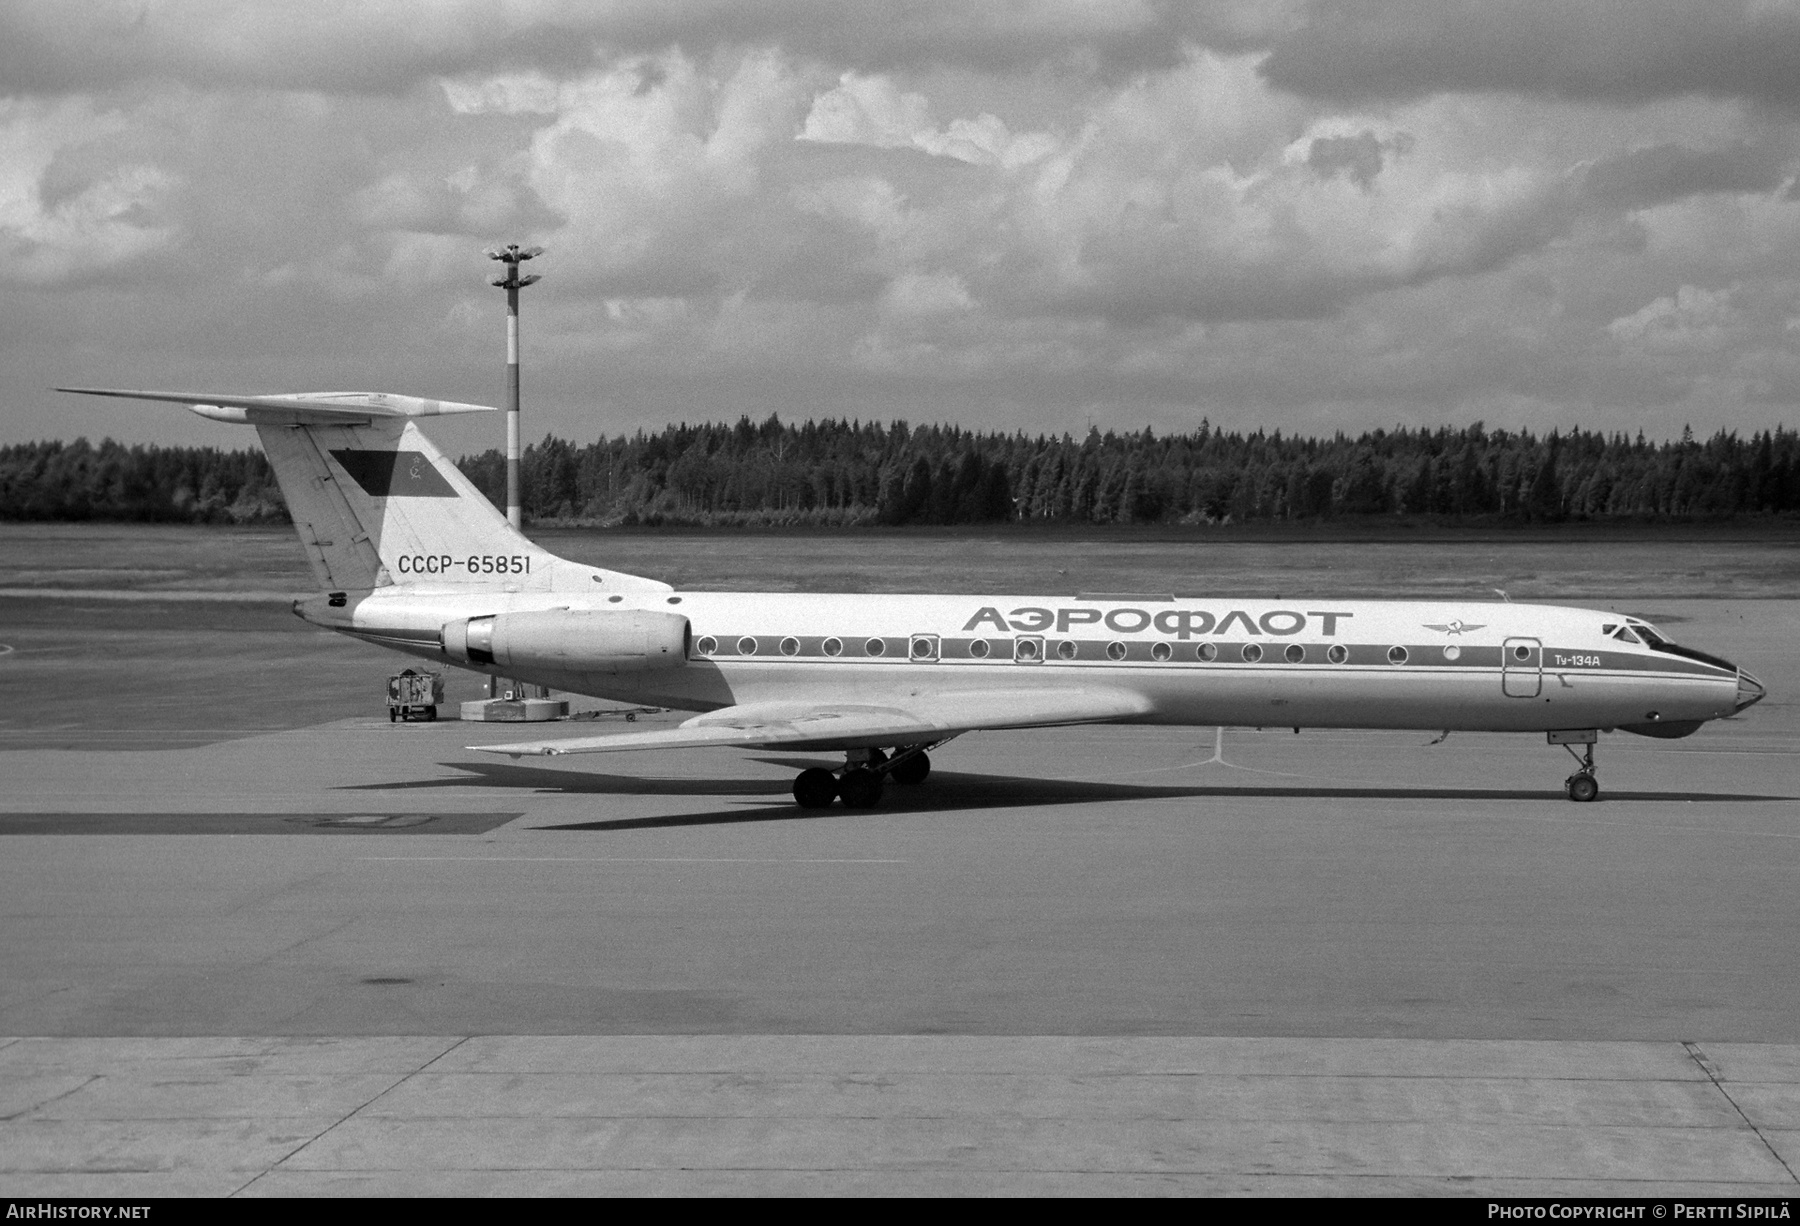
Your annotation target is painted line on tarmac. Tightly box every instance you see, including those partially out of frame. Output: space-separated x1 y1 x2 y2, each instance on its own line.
358 855 910 864
0 587 302 602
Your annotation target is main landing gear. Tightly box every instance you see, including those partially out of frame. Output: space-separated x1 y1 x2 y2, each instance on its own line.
1549 730 1601 802
792 745 935 810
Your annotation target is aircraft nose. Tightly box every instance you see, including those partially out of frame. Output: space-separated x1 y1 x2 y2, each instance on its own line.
1735 669 1767 712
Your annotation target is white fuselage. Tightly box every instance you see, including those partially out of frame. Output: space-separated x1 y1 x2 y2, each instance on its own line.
304 587 1749 736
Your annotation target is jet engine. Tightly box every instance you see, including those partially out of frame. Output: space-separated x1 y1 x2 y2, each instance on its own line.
442 608 688 674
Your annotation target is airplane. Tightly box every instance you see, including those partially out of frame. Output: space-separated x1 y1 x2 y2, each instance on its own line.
61 386 1767 807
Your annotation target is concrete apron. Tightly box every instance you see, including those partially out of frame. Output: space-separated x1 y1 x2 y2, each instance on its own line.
2 1035 1797 1197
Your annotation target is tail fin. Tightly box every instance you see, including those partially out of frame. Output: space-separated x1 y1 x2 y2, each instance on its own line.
257 415 541 591
58 387 669 594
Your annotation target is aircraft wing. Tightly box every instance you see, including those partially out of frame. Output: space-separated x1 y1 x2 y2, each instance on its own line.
471 687 1154 757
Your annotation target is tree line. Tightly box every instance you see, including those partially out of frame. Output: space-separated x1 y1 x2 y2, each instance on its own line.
0 437 286 523
462 418 1800 527
4 419 1798 527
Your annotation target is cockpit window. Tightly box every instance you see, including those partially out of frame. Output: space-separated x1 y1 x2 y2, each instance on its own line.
1610 626 1640 643
1627 620 1734 671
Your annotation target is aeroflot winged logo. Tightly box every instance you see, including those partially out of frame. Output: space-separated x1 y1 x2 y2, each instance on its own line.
961 606 1353 637
1423 620 1486 635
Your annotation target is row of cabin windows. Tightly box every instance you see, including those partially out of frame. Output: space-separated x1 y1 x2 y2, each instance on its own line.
688 636 1443 666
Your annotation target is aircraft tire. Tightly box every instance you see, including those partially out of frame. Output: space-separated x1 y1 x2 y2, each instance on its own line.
891 751 930 785
838 768 884 809
1567 774 1599 803
794 768 839 809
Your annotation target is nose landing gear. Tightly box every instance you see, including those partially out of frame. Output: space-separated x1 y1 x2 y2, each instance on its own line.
1550 730 1601 802
789 743 941 809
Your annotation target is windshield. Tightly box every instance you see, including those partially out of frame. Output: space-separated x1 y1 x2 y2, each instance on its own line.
1628 620 1737 672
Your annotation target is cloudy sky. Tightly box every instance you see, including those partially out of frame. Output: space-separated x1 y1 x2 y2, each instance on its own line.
5 0 1800 451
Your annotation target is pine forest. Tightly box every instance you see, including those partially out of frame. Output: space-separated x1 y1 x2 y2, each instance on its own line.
4 418 1797 528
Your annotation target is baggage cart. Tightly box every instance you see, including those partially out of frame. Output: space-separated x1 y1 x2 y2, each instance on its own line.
387 669 445 722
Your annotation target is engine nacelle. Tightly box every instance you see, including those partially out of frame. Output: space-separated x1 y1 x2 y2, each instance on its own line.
442 608 689 675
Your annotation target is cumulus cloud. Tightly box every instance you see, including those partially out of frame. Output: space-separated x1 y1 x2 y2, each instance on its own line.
0 0 1290 97
0 98 176 285
1608 284 1737 350
799 73 1058 168
6 3 1800 448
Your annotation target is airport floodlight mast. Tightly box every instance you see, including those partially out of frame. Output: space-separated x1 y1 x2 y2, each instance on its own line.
485 243 542 531
482 243 543 711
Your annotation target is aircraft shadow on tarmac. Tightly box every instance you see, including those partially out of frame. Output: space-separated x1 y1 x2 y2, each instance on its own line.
335 758 1793 832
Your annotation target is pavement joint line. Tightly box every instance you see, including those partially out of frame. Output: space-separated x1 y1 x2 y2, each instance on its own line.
4 1074 101 1122
1683 1041 1800 1184
361 1071 1714 1083
229 1036 472 1198
238 915 358 967
356 856 912 864
1418 812 1800 836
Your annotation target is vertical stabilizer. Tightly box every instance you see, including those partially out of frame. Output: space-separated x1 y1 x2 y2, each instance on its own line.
54 387 671 594
256 420 395 590
255 418 667 593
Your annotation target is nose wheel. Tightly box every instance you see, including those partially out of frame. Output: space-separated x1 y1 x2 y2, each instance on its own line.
1566 772 1599 803
1555 733 1600 802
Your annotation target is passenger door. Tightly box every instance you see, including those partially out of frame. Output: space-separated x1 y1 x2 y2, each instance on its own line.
1502 637 1542 697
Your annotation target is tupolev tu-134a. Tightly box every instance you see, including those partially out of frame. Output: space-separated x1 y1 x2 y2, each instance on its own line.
62 386 1767 807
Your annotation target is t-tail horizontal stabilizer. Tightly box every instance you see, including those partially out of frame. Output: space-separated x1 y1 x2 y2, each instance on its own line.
57 387 496 425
